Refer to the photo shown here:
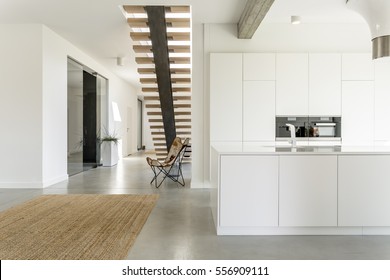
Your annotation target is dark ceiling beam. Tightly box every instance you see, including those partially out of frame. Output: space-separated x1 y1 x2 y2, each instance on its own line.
238 0 275 39
145 6 177 150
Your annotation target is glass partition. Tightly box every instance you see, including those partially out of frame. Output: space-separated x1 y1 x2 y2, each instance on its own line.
67 59 84 175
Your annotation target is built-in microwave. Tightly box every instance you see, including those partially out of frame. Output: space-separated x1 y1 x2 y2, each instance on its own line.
275 116 341 140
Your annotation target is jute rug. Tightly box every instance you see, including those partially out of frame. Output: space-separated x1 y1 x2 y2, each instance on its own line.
0 194 158 260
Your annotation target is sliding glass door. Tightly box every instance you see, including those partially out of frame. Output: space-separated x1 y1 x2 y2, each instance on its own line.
67 58 108 176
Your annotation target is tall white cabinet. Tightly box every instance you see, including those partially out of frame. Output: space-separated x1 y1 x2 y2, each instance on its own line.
342 53 374 81
341 54 375 145
210 53 243 142
210 53 276 143
276 53 309 116
243 53 275 81
243 81 275 141
342 81 374 145
309 54 341 116
374 59 390 141
242 53 276 141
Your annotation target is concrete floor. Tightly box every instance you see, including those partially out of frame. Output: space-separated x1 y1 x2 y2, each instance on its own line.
1 152 390 260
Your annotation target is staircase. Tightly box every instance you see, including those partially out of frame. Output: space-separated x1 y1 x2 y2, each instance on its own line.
124 5 192 161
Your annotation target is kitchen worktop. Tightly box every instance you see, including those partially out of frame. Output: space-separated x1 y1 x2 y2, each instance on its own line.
211 142 390 155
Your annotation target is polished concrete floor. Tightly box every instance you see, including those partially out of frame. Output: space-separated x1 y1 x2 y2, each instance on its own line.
1 152 390 260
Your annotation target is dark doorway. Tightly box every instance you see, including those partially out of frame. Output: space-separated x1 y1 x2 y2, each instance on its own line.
137 99 143 150
83 71 97 166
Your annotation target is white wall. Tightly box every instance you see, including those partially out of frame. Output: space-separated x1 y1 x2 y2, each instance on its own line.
193 22 372 187
0 24 44 187
107 77 138 157
207 23 371 53
0 24 138 188
42 26 68 186
142 100 154 151
191 23 207 188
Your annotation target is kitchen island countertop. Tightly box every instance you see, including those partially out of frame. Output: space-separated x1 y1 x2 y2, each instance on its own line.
211 142 390 155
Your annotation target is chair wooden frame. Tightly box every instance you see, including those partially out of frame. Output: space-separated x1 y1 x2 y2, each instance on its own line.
146 137 189 188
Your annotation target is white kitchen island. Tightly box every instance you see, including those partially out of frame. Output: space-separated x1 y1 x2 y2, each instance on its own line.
210 142 390 235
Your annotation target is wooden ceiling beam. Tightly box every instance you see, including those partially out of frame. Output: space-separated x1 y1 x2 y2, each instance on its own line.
238 0 275 39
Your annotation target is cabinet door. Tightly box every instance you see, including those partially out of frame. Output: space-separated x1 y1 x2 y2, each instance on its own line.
309 54 341 115
338 156 390 226
220 155 279 227
374 59 390 141
276 53 309 115
342 81 374 145
342 53 374 81
243 81 275 141
243 53 275 81
210 53 242 141
279 155 338 227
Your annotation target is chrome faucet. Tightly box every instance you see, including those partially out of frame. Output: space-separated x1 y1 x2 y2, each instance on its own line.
286 123 297 147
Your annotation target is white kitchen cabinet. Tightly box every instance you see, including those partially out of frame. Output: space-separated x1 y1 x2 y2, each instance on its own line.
243 53 275 81
342 81 374 145
279 155 338 227
342 53 374 81
220 155 279 227
309 53 341 115
210 53 243 142
243 81 275 141
374 59 390 141
276 53 309 115
338 155 390 226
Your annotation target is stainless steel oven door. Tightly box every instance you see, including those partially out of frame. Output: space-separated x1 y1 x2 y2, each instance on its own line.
314 123 336 137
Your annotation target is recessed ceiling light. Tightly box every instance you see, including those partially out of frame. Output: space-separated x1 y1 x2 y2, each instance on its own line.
291 16 301 25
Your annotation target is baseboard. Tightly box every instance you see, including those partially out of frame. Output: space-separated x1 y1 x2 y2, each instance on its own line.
216 226 390 236
190 181 211 188
0 181 45 189
42 174 69 188
0 174 68 189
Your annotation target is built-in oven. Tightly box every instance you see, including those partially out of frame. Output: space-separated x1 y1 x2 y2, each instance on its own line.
276 116 341 141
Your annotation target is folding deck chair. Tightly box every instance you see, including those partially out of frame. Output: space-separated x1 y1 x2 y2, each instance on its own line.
146 137 189 188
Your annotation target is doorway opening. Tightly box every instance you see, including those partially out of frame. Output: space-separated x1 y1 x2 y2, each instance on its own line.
137 99 143 150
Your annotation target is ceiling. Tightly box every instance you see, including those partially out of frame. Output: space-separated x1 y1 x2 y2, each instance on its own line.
0 0 364 89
